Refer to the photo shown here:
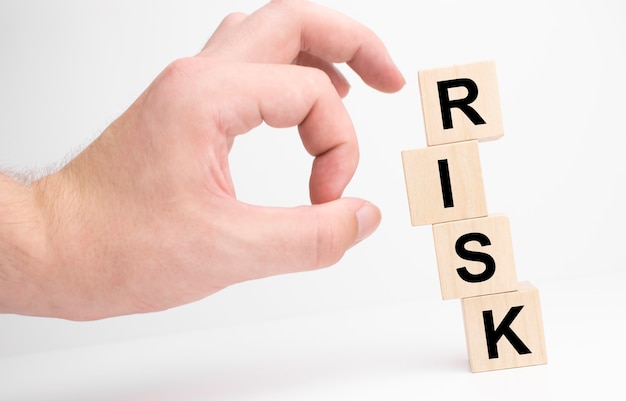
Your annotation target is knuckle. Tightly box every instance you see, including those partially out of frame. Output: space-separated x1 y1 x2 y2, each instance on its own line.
299 66 334 95
270 0 304 7
221 11 247 27
159 57 197 85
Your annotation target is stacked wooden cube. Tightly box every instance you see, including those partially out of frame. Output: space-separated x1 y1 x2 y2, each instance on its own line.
401 61 548 373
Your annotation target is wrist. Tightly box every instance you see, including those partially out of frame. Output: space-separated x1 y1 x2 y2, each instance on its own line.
0 173 53 316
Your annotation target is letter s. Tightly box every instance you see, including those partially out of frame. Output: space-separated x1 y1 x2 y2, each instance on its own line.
455 232 496 283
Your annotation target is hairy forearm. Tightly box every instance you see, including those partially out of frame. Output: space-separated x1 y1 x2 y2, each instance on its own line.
0 172 50 316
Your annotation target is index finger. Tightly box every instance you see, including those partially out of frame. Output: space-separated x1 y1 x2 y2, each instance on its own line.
200 0 405 93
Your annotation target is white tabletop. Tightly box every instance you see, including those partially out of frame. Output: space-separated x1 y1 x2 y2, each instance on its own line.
0 1 624 399
1 270 624 401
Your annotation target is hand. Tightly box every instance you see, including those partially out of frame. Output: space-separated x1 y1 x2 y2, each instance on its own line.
5 0 405 320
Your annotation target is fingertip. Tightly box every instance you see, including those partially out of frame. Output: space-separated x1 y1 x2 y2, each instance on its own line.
353 201 381 245
388 66 407 92
362 60 406 93
346 38 406 93
236 198 380 278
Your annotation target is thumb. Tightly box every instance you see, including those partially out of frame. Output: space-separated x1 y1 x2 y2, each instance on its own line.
236 198 381 281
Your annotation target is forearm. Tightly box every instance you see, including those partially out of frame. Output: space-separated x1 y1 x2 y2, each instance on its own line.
0 172 50 316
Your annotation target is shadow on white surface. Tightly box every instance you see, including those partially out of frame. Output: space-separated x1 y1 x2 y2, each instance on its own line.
2 270 625 400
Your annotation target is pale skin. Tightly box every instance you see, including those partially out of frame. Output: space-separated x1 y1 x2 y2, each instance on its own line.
0 0 405 321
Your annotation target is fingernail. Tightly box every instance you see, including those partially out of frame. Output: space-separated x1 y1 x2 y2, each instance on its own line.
355 202 381 245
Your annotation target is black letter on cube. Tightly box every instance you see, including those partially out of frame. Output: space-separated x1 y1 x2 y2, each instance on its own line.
455 232 496 283
483 306 532 359
438 159 454 208
437 78 486 129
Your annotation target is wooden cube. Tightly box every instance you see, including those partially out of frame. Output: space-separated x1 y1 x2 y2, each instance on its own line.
461 281 547 373
419 60 504 146
401 140 487 226
433 215 518 300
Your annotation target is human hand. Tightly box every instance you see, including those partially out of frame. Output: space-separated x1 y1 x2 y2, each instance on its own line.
14 0 404 320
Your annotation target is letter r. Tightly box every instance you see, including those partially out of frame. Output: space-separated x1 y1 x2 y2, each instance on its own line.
437 78 487 130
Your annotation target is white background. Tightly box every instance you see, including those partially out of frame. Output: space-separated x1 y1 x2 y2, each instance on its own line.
0 0 625 399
